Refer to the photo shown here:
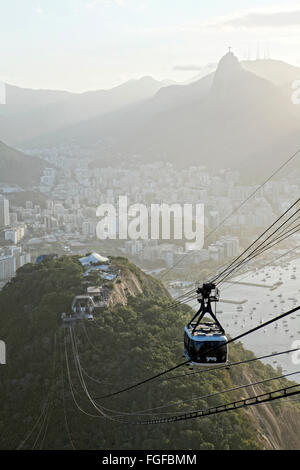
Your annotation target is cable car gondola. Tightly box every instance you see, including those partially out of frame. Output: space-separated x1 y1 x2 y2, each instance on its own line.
184 282 228 366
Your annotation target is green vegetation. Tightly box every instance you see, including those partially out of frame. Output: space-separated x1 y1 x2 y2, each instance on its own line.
0 255 299 450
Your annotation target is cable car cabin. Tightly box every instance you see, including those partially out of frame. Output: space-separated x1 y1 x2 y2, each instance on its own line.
184 322 228 366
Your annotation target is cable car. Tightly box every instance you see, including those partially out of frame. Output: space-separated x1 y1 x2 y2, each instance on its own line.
184 282 228 366
184 323 228 365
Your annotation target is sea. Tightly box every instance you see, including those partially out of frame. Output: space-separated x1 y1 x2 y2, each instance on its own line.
169 256 300 382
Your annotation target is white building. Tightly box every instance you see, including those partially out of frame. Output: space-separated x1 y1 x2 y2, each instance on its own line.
0 197 10 227
19 253 31 267
0 256 16 280
219 237 239 258
4 225 25 244
41 168 56 186
5 230 17 244
208 245 221 262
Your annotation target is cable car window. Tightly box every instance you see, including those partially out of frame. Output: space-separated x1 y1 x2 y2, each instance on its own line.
189 339 227 363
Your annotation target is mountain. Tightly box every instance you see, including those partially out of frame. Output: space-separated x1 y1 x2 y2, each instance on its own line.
241 60 300 124
26 71 215 150
1 84 73 113
242 59 300 88
0 77 165 146
29 52 300 179
187 59 300 89
0 141 46 188
99 53 300 177
117 53 299 176
1 254 300 450
183 63 218 84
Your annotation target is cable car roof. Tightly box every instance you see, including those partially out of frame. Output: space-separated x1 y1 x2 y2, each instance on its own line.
184 324 227 341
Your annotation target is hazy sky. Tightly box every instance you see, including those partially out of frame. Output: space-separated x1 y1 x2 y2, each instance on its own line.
1 0 300 92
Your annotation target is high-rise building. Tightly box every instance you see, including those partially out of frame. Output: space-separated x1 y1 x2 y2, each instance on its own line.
0 197 10 228
0 256 16 280
4 225 25 244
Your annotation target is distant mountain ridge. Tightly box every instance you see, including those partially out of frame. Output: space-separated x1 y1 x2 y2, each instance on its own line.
1 55 300 180
185 58 300 89
25 52 300 178
0 77 166 146
242 59 300 88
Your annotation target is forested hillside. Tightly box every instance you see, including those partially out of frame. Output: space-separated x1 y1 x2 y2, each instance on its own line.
1 255 300 450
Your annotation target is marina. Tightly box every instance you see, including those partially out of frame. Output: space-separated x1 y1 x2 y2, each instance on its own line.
170 255 300 382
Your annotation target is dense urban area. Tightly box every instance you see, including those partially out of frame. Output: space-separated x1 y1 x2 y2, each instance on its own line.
1 151 299 288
